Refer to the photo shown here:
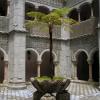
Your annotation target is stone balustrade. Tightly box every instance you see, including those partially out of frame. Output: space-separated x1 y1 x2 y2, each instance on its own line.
70 17 97 39
26 0 63 8
27 22 61 39
66 0 85 7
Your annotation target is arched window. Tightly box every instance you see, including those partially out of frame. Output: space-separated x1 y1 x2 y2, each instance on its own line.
26 50 38 81
0 0 8 16
40 51 54 77
80 3 91 21
76 51 89 81
38 6 50 14
68 8 78 21
25 2 35 20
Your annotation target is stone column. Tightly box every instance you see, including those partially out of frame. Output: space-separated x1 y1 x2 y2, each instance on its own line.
90 5 94 17
3 61 8 84
54 61 59 77
37 61 41 77
7 0 10 16
8 32 26 89
78 9 81 22
9 0 26 31
87 60 93 82
8 0 26 89
72 61 78 80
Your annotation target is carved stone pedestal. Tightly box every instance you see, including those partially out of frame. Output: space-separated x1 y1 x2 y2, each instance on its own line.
33 91 44 100
56 90 70 100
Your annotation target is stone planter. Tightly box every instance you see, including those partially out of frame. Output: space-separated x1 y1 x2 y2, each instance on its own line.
30 78 70 100
30 78 70 93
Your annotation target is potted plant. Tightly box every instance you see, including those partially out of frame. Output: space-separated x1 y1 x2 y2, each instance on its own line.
26 7 76 100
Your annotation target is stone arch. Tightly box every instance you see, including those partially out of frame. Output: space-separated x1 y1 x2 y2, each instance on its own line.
40 49 57 76
79 2 91 21
0 0 8 16
25 48 39 81
25 2 36 20
26 48 39 60
75 50 89 81
0 47 8 61
38 6 50 14
68 8 78 21
40 49 57 62
0 47 8 83
73 49 89 61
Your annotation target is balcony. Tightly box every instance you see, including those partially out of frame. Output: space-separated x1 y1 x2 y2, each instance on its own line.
0 16 9 33
70 17 97 39
27 22 61 39
26 0 63 8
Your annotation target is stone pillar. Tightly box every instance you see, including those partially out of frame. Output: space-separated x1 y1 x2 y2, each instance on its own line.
72 61 78 80
54 61 58 77
3 61 8 84
37 61 41 77
87 60 93 82
8 32 26 89
8 0 26 89
9 0 26 31
7 0 10 16
78 9 81 22
90 5 94 17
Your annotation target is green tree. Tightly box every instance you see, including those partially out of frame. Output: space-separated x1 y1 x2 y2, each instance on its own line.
26 7 76 78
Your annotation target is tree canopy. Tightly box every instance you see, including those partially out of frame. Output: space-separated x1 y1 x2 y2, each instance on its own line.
25 7 77 28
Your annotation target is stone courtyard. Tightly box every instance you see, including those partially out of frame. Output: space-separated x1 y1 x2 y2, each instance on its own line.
0 0 100 100
0 80 100 100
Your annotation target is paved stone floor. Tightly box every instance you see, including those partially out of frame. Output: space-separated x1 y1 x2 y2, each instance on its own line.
67 80 100 100
0 80 100 100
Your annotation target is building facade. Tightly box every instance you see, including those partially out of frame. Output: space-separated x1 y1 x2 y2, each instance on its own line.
0 0 99 88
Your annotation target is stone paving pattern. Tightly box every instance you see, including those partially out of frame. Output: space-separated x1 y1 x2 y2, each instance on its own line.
0 81 100 100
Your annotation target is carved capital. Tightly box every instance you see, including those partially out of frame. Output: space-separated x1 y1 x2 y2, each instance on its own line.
87 59 93 64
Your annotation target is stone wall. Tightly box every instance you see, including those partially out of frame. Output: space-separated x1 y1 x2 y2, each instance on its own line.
26 36 61 55
26 36 72 78
70 34 98 60
0 16 9 33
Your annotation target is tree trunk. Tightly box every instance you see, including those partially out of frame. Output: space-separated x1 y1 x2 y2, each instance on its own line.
49 24 54 78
